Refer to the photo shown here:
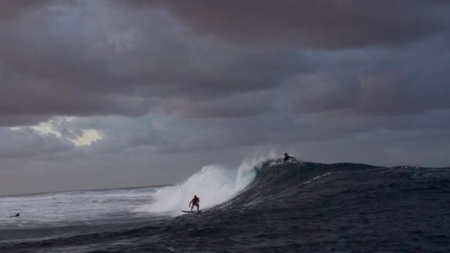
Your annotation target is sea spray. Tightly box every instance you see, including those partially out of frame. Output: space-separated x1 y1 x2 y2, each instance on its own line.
135 152 277 215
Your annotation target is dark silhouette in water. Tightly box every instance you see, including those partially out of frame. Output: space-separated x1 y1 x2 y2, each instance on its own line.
10 213 20 217
189 195 200 211
284 153 293 163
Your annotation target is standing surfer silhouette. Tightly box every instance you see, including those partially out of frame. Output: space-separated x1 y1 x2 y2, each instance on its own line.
189 195 200 212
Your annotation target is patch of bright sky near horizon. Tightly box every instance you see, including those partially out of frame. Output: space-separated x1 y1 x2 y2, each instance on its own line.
10 117 103 146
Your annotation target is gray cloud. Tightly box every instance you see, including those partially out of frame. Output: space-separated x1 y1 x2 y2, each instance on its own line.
0 1 308 126
0 1 449 194
1 0 449 127
0 127 73 159
0 0 57 21
133 0 450 49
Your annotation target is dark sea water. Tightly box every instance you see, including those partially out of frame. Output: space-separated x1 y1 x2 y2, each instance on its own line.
1 159 450 252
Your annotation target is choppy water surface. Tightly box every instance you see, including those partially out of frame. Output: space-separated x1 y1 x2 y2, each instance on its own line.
1 159 450 252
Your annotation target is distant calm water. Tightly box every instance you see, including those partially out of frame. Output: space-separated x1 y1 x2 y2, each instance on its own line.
1 159 449 252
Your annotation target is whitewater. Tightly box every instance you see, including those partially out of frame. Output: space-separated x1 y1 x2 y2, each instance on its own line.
1 157 450 252
134 154 269 214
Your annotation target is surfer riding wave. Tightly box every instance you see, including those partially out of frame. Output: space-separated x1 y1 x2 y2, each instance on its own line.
189 195 200 211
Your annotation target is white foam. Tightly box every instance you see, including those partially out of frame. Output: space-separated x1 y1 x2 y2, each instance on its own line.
0 188 157 229
134 152 277 215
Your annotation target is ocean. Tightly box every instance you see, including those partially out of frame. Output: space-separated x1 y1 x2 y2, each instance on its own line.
1 158 449 252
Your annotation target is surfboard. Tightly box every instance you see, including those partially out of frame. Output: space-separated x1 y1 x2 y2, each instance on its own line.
181 210 202 213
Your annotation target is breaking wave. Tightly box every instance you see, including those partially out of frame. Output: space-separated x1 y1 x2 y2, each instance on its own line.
134 153 277 214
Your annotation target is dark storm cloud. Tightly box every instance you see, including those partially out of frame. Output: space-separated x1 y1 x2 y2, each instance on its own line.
0 116 51 127
0 1 310 126
284 38 450 116
159 90 274 118
0 0 449 191
0 0 449 128
0 0 56 21
130 0 450 49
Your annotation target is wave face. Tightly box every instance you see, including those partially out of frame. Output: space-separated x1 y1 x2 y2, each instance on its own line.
2 160 450 253
134 155 270 214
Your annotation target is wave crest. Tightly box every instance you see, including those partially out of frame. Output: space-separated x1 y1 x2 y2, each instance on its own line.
134 153 276 214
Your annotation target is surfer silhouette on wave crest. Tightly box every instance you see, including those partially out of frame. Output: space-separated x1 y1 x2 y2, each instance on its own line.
284 153 294 163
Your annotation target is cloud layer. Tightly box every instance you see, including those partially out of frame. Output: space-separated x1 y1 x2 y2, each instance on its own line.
0 1 449 194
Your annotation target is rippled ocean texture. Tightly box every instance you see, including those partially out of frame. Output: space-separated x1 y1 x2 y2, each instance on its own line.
1 159 449 252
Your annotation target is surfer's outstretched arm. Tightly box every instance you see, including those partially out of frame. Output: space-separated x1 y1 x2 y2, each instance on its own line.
189 199 194 210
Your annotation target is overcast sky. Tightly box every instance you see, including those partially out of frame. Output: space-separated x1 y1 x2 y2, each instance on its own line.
1 1 450 195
